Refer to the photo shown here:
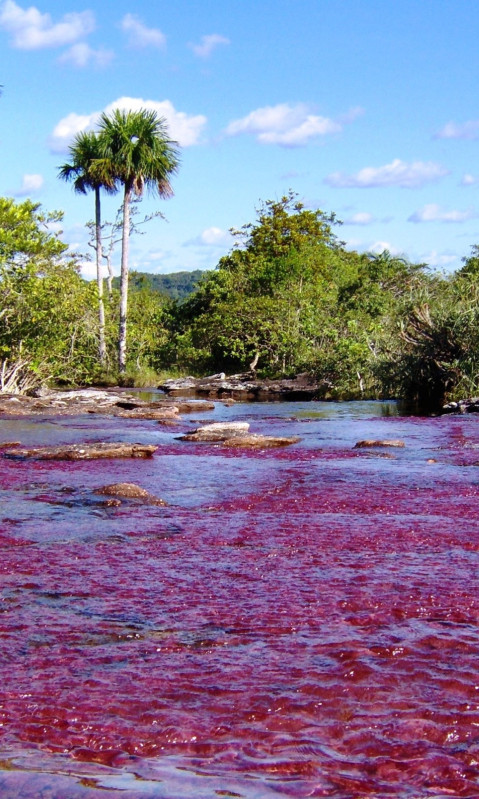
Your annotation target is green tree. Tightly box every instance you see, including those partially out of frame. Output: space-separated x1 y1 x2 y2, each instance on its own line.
166 196 433 400
58 131 117 367
98 108 180 373
0 198 99 390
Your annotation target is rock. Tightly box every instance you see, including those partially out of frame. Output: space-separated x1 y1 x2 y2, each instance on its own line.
160 372 324 401
180 422 250 442
0 389 218 420
442 398 479 414
95 482 167 505
354 439 405 449
222 434 301 449
158 376 198 392
179 422 301 448
174 401 215 414
115 407 180 421
3 443 157 460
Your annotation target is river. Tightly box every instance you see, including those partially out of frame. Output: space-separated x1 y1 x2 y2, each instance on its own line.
1 398 479 797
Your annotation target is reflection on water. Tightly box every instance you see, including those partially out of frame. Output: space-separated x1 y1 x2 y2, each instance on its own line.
1 400 479 797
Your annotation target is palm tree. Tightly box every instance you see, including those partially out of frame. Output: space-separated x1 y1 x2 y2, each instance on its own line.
58 131 117 367
98 108 180 373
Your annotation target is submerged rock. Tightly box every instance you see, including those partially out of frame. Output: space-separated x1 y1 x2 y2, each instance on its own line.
354 439 405 449
95 482 167 505
222 434 301 449
3 443 157 460
115 407 181 421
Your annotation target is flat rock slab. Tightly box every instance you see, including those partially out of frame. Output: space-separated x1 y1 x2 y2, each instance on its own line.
95 482 167 505
0 390 215 419
160 373 323 400
174 401 216 413
222 434 301 449
180 422 300 448
3 443 157 460
354 439 405 449
115 408 180 421
180 422 250 442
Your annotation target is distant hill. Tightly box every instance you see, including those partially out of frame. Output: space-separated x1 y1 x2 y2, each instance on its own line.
113 270 208 301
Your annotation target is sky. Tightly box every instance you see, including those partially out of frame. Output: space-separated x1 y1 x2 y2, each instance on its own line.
2 0 479 278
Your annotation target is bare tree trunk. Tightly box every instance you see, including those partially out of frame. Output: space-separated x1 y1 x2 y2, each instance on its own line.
106 252 114 301
95 188 106 367
118 186 131 373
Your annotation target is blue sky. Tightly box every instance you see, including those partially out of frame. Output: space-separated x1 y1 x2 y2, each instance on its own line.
1 0 479 278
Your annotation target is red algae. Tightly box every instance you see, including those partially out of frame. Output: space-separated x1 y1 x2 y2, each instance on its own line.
1 404 479 796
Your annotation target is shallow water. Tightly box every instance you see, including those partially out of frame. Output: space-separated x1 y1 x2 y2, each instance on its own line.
1 400 479 797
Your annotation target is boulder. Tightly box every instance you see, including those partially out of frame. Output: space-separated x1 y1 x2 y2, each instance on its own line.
3 443 157 460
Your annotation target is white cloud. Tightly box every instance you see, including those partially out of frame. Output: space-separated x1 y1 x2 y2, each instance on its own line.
343 212 375 225
325 158 449 189
49 112 96 152
434 120 479 140
58 42 113 68
225 103 343 147
0 0 94 49
50 96 207 152
421 250 459 269
461 173 479 186
368 240 398 254
14 173 43 196
121 14 166 49
147 250 166 261
408 204 477 223
186 226 232 247
78 258 96 280
338 106 365 124
190 33 230 58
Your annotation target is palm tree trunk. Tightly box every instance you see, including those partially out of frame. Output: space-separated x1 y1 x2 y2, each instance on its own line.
95 187 106 367
118 185 131 373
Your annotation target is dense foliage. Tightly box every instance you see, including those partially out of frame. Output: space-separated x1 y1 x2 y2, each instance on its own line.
162 194 432 401
0 198 99 390
3 191 479 409
114 269 204 301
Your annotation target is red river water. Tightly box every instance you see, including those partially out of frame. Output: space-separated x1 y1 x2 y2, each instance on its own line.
1 399 479 798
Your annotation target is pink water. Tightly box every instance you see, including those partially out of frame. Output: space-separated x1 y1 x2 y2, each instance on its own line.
1 401 479 797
